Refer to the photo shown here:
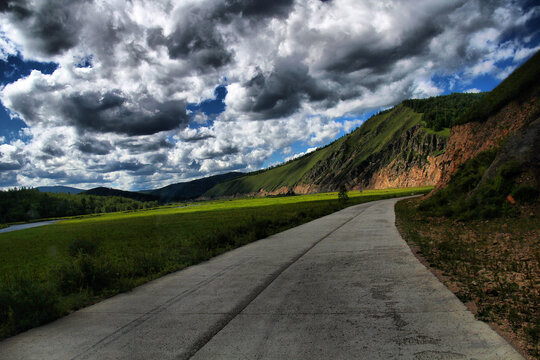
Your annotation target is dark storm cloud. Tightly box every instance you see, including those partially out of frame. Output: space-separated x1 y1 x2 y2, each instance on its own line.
0 162 22 171
0 0 32 19
77 138 114 155
90 161 146 172
240 57 331 119
324 21 443 75
148 153 167 164
215 0 295 20
165 23 232 68
199 145 239 159
1 0 88 56
180 134 216 142
117 138 174 153
155 0 296 70
41 143 65 157
89 161 157 176
0 148 25 172
61 91 189 136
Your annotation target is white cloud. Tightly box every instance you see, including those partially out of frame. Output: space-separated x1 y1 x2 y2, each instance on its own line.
0 0 537 189
0 32 18 61
465 88 482 93
284 147 317 163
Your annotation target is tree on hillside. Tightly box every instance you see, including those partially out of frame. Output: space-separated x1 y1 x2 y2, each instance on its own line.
338 185 349 203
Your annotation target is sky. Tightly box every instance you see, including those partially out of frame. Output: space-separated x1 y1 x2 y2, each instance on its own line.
0 0 539 191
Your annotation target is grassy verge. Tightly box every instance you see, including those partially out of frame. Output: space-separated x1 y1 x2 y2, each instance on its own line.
396 197 539 359
0 187 429 339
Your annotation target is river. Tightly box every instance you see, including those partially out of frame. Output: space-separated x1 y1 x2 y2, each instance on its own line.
0 220 59 234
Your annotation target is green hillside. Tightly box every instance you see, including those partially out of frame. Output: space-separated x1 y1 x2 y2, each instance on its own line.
205 94 480 198
205 105 418 196
457 50 540 125
144 172 245 202
83 187 159 202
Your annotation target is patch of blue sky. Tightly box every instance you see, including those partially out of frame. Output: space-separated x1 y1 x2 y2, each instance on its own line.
74 55 93 68
187 84 227 129
0 54 58 143
260 109 380 169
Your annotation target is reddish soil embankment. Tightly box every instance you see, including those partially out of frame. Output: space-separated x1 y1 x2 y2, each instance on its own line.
436 95 538 189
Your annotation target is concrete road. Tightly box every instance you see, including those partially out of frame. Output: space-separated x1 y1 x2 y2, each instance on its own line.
0 198 523 359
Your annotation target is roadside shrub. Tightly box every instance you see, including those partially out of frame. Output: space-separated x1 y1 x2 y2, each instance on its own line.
0 277 60 338
498 160 522 179
418 150 525 220
512 185 539 203
338 185 349 203
131 253 164 277
57 255 117 294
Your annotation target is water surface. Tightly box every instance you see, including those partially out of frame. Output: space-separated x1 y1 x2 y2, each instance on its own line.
0 220 59 234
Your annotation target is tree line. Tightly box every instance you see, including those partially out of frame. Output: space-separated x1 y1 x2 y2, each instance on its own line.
403 93 484 131
0 188 158 224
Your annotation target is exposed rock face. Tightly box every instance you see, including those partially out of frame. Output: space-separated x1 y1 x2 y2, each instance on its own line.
477 116 540 191
298 125 447 192
436 94 539 189
369 155 442 189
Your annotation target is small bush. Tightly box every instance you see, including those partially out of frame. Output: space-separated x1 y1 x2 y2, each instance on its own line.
512 185 539 203
131 253 164 277
57 255 117 294
338 185 349 203
498 160 522 179
0 277 60 338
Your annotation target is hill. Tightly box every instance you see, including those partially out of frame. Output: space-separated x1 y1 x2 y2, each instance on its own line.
204 94 482 198
396 51 539 359
0 188 155 223
82 187 160 202
421 50 540 218
36 186 84 194
144 172 245 202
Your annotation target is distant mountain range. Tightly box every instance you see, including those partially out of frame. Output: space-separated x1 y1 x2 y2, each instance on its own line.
82 187 160 202
36 172 245 203
36 186 84 194
141 172 244 202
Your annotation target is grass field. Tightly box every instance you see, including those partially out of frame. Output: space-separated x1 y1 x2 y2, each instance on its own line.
0 187 431 339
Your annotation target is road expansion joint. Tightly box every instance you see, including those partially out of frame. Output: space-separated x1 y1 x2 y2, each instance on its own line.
183 204 373 360
71 261 244 360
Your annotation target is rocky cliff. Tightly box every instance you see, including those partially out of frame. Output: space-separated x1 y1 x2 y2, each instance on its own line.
436 92 539 189
204 102 458 198
302 124 446 191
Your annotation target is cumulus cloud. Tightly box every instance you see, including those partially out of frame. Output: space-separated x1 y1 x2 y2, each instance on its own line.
0 0 538 189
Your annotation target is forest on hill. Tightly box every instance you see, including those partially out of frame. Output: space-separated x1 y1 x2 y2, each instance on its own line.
0 188 158 224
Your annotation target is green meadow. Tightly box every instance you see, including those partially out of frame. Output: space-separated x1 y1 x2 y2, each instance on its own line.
0 187 430 338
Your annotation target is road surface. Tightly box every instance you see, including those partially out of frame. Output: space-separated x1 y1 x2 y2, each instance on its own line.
0 198 523 359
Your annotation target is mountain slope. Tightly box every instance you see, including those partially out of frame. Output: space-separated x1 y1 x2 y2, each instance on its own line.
397 52 539 358
82 187 159 202
36 186 84 194
205 95 480 198
423 50 540 218
145 172 245 202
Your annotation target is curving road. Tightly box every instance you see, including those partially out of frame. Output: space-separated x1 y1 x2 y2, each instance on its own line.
0 197 523 359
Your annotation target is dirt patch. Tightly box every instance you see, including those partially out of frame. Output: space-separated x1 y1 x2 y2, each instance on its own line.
395 197 539 359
